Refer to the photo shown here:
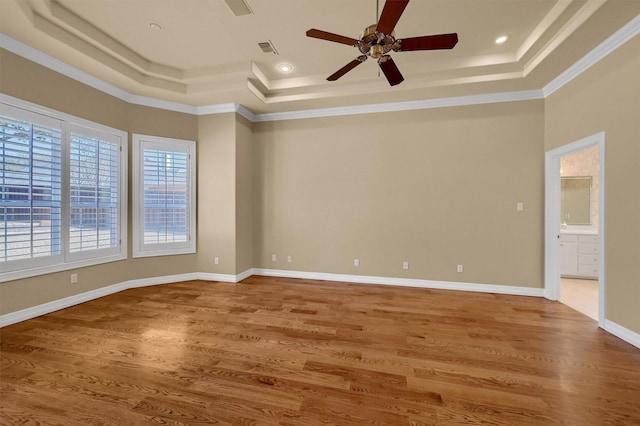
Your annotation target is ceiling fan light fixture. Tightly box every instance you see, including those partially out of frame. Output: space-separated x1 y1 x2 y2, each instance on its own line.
371 44 384 59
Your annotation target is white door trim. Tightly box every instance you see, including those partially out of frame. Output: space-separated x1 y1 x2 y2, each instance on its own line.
544 131 606 327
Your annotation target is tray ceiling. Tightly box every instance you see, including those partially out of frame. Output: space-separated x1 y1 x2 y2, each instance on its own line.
1 0 639 113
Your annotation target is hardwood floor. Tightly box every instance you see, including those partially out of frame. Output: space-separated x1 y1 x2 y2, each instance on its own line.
2 276 640 425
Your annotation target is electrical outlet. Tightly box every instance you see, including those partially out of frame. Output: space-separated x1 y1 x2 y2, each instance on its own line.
457 264 463 273
287 255 292 263
214 257 219 265
354 259 359 267
272 254 277 262
70 273 78 284
403 261 409 270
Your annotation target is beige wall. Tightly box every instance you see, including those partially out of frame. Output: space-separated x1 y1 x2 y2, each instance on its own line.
0 51 127 130
545 35 640 334
195 113 254 276
1 49 199 314
196 113 237 275
236 115 254 273
253 102 545 287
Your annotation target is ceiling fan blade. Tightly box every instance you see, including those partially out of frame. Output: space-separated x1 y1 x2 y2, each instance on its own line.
306 29 359 46
376 0 410 35
327 56 367 81
378 56 404 86
397 33 459 51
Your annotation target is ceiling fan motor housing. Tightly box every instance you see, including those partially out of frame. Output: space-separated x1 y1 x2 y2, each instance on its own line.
358 24 397 59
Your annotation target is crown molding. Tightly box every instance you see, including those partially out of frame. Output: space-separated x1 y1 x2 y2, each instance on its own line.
235 104 257 122
0 33 200 115
543 13 640 97
195 103 257 122
2 10 639 123
195 103 240 115
128 94 199 115
0 33 132 102
252 90 545 122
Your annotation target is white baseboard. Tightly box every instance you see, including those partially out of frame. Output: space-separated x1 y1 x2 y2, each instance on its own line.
196 268 253 283
605 320 640 349
0 281 128 328
4 268 639 351
196 272 242 283
234 268 254 282
252 268 545 297
127 272 201 289
0 270 249 328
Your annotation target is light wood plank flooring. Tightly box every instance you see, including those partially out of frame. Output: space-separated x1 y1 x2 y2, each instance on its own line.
2 276 639 425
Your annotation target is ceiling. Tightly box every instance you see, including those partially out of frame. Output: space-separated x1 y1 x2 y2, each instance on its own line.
1 0 639 114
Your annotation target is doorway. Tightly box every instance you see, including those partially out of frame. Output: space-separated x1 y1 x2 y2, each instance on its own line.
545 132 605 327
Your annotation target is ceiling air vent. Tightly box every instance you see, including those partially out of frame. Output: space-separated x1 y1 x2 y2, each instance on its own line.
224 0 253 16
258 41 279 55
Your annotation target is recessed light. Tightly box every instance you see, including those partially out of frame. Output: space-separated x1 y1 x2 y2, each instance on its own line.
278 63 293 72
149 22 162 31
495 35 508 44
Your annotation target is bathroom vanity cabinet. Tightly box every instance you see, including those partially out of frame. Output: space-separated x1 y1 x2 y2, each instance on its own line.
560 233 599 279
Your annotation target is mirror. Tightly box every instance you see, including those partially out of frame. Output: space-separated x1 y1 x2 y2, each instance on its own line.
561 177 591 225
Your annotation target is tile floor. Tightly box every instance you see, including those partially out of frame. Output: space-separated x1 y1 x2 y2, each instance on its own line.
560 278 598 321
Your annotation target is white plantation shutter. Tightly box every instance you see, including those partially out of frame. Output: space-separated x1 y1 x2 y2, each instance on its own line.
68 127 121 258
143 148 189 244
133 134 196 257
0 97 127 282
1 110 63 268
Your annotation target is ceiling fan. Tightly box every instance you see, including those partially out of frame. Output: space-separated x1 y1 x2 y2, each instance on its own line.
306 0 458 86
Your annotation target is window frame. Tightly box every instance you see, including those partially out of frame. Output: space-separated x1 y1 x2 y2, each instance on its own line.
132 134 196 258
0 94 128 282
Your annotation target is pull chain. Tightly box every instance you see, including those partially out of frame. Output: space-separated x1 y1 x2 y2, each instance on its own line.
376 0 381 78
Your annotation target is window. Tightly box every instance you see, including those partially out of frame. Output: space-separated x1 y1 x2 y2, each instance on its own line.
68 125 123 260
132 134 196 257
1 96 127 282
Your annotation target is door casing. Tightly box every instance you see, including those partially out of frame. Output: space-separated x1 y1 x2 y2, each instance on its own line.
544 131 605 326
